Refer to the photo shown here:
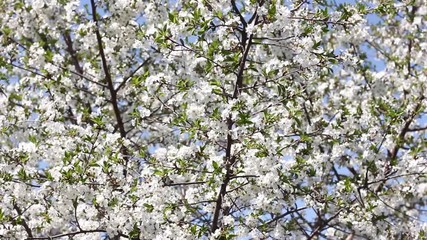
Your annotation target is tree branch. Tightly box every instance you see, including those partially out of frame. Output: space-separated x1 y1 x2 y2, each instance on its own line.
307 209 342 239
211 9 256 233
231 0 247 27
63 32 83 74
266 207 308 225
115 57 151 93
26 229 107 240
90 0 130 176
13 203 33 238
164 181 206 187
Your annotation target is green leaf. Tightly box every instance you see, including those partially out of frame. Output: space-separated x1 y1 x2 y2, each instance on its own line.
168 11 178 23
129 223 141 238
109 197 118 207
268 3 277 18
236 112 253 125
44 49 54 62
2 27 11 36
190 225 197 235
419 230 426 240
28 135 37 144
312 41 321 49
17 168 27 181
211 108 221 120
44 171 54 181
212 161 220 173
177 78 194 91
300 133 312 142
0 208 5 221
153 169 165 176
344 178 352 192
92 115 104 127
212 88 223 96
209 79 222 87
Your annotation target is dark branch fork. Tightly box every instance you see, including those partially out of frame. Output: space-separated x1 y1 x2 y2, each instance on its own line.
13 203 33 238
210 2 259 233
90 0 130 177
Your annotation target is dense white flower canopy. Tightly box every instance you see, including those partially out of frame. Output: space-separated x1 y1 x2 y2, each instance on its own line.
0 0 427 239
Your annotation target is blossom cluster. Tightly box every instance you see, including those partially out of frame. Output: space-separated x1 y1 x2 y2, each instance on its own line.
0 0 427 239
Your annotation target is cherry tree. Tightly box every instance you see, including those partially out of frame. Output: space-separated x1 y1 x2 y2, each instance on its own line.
0 0 427 239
